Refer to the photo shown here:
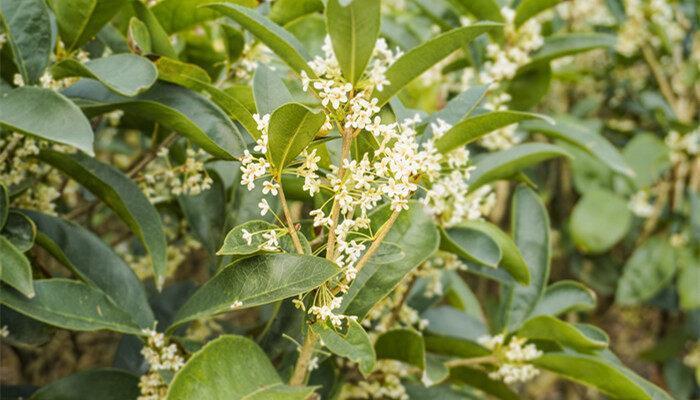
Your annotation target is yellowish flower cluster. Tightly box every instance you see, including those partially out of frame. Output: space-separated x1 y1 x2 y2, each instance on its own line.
478 334 543 384
138 328 185 400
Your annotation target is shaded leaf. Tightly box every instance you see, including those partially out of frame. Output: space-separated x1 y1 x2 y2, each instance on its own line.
51 54 157 97
0 0 52 84
0 279 142 335
268 103 326 171
616 236 678 305
0 87 94 155
518 315 607 351
2 211 36 252
528 33 616 64
131 0 177 58
375 328 448 386
170 254 339 330
514 0 561 27
312 319 376 375
530 280 596 317
569 189 631 254
217 220 308 257
326 0 380 83
63 80 245 160
440 226 502 268
30 369 139 400
166 335 315 399
39 150 167 286
0 235 34 298
52 0 126 51
253 64 293 116
152 0 256 34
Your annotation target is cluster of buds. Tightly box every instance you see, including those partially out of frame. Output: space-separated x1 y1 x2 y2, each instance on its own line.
138 328 185 400
479 334 543 384
140 147 213 202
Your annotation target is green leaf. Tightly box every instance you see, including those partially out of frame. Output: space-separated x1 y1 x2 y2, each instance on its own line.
0 87 94 155
38 150 167 286
268 103 326 172
52 0 126 51
528 33 617 65
178 171 226 256
623 133 671 189
530 280 597 317
0 184 8 228
448 0 504 22
51 54 157 97
270 0 324 26
422 85 488 130
514 0 561 27
616 236 679 305
128 16 152 54
506 63 551 110
26 211 154 328
63 79 245 160
253 64 293 116
154 57 259 139
0 235 34 298
0 279 143 335
457 220 530 285
2 211 36 252
376 23 500 106
422 305 488 341
166 335 315 400
449 367 519 400
169 254 339 330
469 143 571 190
0 306 55 347
435 111 549 153
375 328 448 386
518 315 607 351
312 319 376 376
152 0 256 34
532 353 651 399
440 226 502 268
207 3 314 76
678 254 700 310
30 368 140 400
503 186 550 330
217 220 309 256
521 116 634 177
340 201 439 319
570 189 632 254
326 0 380 84
0 0 52 84
131 1 177 58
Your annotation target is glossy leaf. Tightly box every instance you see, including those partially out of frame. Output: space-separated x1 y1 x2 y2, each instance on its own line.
52 0 126 51
131 0 177 58
376 23 501 106
570 189 631 254
270 0 324 26
51 54 157 97
434 111 549 153
326 0 380 83
207 3 315 76
0 87 94 155
503 186 550 330
458 220 530 285
3 211 36 252
0 235 34 298
0 184 7 228
623 133 671 189
518 315 607 351
528 33 616 65
0 279 143 335
375 328 448 386
440 226 502 267
128 17 151 54
340 201 439 319
27 211 154 328
449 0 503 22
530 280 597 317
178 171 226 256
167 335 315 400
312 319 376 375
217 220 309 256
63 79 245 160
533 353 652 399
155 56 259 138
152 0 256 34
469 143 571 190
514 0 561 27
30 369 140 400
422 85 488 131
521 116 634 177
422 305 488 341
170 254 339 330
506 63 552 110
616 236 678 305
0 0 51 84
267 102 326 171
253 64 293 116
38 150 167 285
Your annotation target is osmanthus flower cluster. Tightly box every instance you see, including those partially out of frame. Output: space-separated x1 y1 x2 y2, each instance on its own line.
139 147 214 202
138 328 185 400
477 334 543 384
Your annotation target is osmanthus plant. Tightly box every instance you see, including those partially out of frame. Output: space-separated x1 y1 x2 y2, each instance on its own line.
0 0 680 400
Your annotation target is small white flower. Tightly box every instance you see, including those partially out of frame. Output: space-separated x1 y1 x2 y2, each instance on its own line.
258 198 271 216
241 229 254 245
230 300 243 309
262 180 279 196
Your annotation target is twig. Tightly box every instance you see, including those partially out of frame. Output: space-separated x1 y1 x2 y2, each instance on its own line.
127 131 178 178
289 331 318 386
324 130 353 260
444 355 497 368
277 186 305 254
